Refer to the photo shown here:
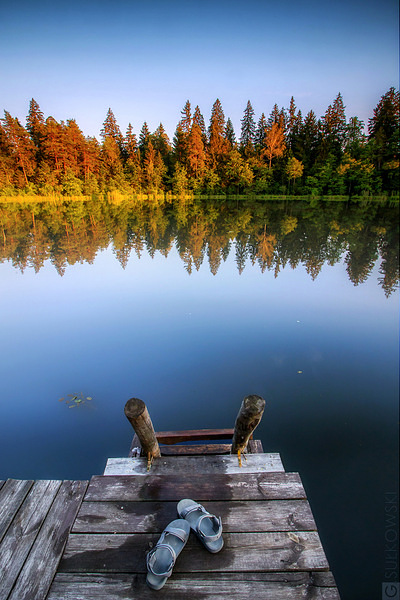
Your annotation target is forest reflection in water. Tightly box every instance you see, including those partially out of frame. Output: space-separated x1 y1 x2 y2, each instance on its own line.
0 195 398 296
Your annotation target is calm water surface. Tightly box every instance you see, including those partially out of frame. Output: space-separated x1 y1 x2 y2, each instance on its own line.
0 197 398 600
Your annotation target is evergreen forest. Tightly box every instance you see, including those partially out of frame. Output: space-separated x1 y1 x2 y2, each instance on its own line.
0 89 399 197
1 196 398 296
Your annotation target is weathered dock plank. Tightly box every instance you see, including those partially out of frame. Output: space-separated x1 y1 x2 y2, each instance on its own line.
0 480 62 599
73 498 316 533
6 480 88 600
156 429 235 444
48 572 341 600
0 479 34 543
59 531 329 573
104 453 284 475
160 443 232 455
86 472 306 501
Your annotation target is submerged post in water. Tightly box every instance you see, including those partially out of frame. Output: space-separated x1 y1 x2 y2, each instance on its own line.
124 398 161 460
231 394 266 456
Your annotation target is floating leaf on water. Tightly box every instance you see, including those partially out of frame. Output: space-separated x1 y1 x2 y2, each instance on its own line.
288 532 300 544
58 397 64 402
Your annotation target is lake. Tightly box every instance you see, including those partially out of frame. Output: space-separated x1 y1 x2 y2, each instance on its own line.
0 195 399 600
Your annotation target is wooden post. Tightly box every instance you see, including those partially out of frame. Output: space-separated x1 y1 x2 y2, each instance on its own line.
231 394 265 455
124 398 161 460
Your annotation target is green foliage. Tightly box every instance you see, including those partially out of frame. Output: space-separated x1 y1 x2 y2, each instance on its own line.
0 91 398 197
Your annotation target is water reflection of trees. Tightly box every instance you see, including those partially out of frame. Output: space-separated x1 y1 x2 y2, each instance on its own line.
0 197 398 296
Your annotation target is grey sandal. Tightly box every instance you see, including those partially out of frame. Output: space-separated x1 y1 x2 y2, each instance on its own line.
177 499 223 553
146 518 190 590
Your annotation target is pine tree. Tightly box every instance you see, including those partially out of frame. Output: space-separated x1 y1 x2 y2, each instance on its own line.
42 116 63 174
1 111 36 185
100 108 123 146
179 100 192 135
255 113 268 150
152 123 171 159
173 101 192 168
123 123 138 160
193 106 206 142
26 98 45 148
268 104 282 127
208 99 227 168
187 120 206 179
225 118 236 148
240 100 256 154
321 93 347 160
368 87 399 168
139 122 151 156
286 97 302 152
63 119 86 176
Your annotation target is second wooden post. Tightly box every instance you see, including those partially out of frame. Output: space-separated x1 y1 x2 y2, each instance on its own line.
231 394 265 455
124 398 161 459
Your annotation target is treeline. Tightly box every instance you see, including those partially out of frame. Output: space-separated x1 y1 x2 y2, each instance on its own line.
1 196 398 296
0 88 399 197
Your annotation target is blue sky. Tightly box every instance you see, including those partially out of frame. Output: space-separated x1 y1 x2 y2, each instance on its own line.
1 0 398 141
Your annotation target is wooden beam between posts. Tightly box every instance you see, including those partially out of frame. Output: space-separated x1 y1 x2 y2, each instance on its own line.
124 398 161 459
231 395 266 455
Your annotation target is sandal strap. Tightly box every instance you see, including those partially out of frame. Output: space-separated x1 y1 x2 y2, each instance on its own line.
196 514 223 542
179 502 204 519
163 526 189 543
146 543 176 577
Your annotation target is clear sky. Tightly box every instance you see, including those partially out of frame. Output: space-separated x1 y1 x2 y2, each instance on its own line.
1 0 398 141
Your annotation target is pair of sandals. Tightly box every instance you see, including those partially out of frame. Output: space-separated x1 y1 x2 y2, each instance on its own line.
146 499 223 590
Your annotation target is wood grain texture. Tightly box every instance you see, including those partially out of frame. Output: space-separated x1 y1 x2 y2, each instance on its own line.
0 480 62 599
7 480 88 600
86 472 305 501
60 530 329 573
0 479 34 543
73 499 316 534
159 443 232 455
47 572 341 600
155 429 235 444
103 453 284 475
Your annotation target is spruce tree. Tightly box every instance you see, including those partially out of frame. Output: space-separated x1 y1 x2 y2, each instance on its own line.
321 93 347 161
1 111 36 185
208 99 227 168
240 100 256 154
100 108 123 147
255 113 267 150
139 122 151 156
225 118 236 148
26 98 45 148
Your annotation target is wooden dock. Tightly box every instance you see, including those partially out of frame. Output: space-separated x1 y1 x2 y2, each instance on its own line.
0 451 340 599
